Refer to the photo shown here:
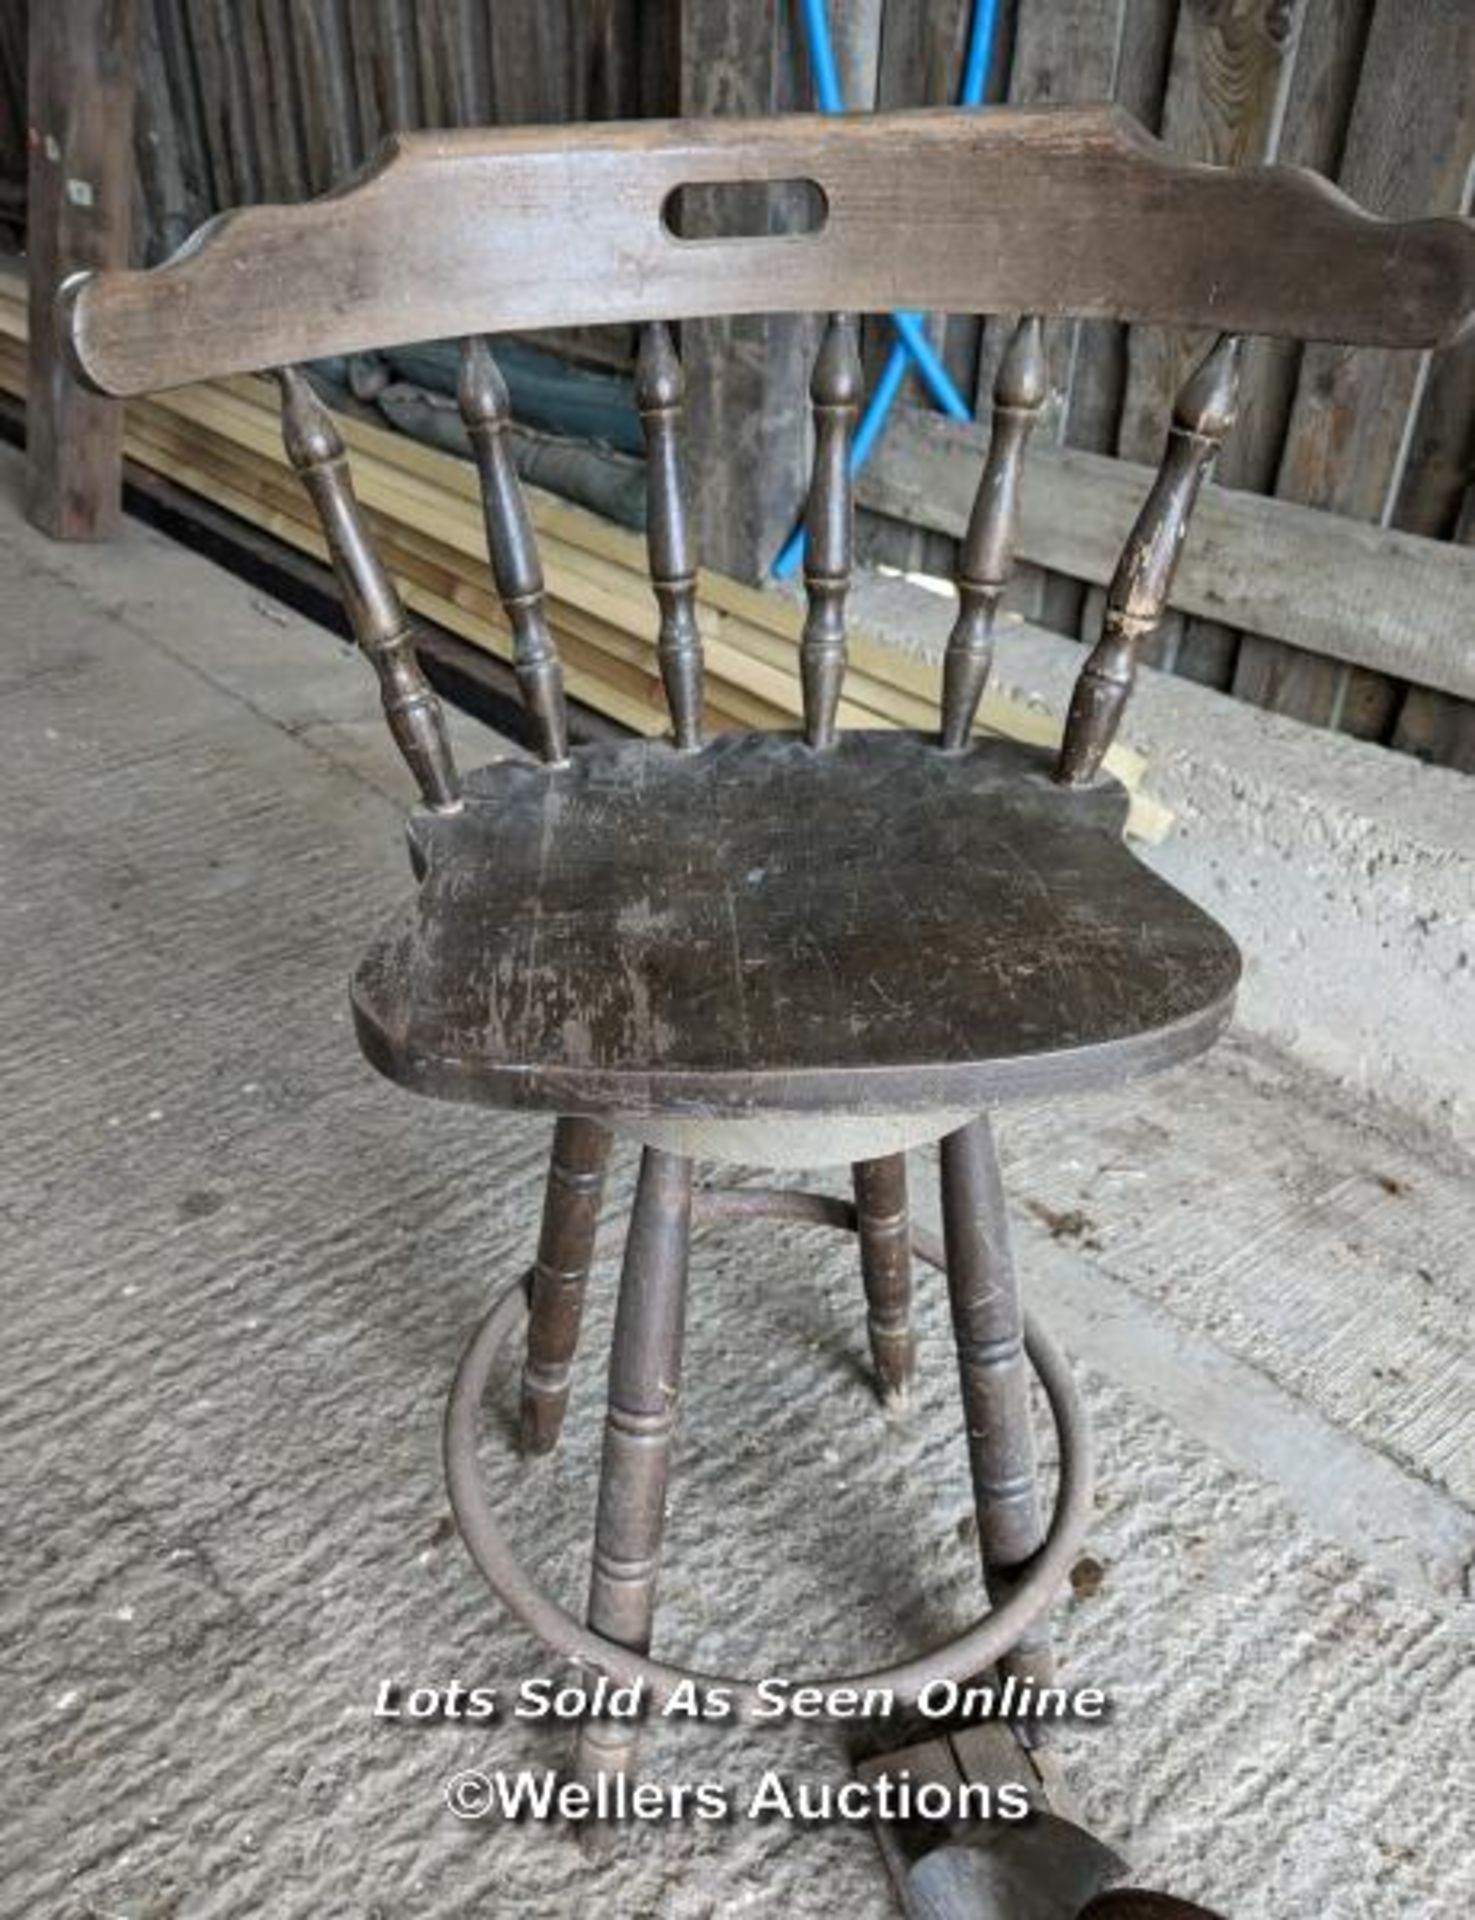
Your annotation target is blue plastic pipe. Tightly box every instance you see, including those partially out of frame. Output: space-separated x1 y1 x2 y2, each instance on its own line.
800 0 846 112
773 0 1000 579
961 0 1001 106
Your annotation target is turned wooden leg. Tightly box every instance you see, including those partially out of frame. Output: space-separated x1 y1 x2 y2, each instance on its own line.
852 1153 917 1403
940 1115 1056 1690
520 1117 613 1455
573 1148 692 1785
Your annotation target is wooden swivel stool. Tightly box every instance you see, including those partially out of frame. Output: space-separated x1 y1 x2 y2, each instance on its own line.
65 105 1475 1790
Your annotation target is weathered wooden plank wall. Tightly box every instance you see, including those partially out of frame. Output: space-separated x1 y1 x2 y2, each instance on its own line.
855 0 1473 771
0 0 674 355
0 0 1467 767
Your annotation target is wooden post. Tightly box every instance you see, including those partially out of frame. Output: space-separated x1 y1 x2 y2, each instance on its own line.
676 2 817 583
26 0 137 540
831 0 885 110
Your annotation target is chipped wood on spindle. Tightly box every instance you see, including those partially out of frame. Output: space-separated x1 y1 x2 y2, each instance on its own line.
458 336 569 764
635 323 703 750
1056 335 1243 786
942 315 1047 750
275 367 460 811
802 312 863 749
853 1153 917 1404
520 1117 613 1456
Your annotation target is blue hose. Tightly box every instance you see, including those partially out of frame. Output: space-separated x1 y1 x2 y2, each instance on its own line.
961 0 1002 107
773 0 1000 579
799 0 845 112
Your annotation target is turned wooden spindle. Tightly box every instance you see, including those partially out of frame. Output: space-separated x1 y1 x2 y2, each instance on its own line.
853 1154 917 1404
802 312 863 749
520 1117 613 1456
941 1117 1055 1692
458 337 568 765
636 323 704 750
574 1148 692 1785
941 315 1047 750
1056 334 1242 786
275 368 460 812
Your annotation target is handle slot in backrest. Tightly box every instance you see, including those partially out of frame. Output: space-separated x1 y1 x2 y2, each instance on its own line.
662 178 829 243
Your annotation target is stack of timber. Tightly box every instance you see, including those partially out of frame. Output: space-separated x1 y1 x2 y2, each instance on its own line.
0 275 1167 835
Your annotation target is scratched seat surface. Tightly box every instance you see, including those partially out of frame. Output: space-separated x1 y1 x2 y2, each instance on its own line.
351 730 1240 1118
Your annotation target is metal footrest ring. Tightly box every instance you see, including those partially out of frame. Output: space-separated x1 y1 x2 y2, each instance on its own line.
444 1182 1093 1723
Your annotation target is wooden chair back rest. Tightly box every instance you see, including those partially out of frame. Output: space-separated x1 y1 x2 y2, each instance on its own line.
62 108 1475 805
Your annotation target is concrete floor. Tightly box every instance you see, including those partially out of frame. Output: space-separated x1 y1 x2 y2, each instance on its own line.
2 446 1471 1919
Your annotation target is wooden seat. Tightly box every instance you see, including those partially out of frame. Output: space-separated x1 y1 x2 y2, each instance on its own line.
354 729 1239 1117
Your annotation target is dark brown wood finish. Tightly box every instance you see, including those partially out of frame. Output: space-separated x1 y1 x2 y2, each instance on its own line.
356 731 1240 1120
63 107 1475 398
457 336 568 764
574 1146 692 1785
26 0 137 539
852 1154 917 1404
801 312 862 748
275 367 461 811
941 1116 1055 1691
55 100 1475 1794
635 322 703 750
520 1116 613 1456
941 314 1047 750
1057 335 1243 786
